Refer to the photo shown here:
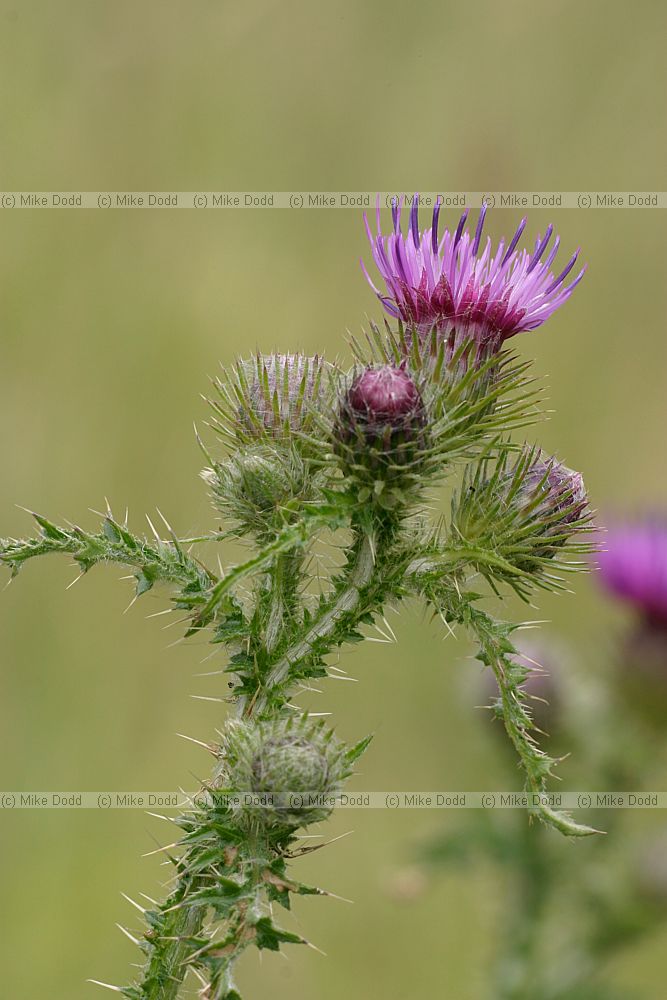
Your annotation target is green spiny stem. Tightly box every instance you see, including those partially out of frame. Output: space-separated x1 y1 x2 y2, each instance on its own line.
468 605 596 837
188 508 344 635
136 884 206 1000
262 549 303 655
493 822 552 1000
245 517 394 717
130 800 313 1000
124 507 388 997
135 850 263 1000
202 835 271 1000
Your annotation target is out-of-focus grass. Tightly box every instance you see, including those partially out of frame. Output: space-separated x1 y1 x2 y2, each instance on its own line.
1 1 667 997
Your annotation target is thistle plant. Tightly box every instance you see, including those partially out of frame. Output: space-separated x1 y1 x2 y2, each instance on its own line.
1 195 595 999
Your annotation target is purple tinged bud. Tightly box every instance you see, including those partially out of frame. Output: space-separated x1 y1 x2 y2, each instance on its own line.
243 353 324 436
336 365 427 483
348 365 421 422
493 449 590 569
517 454 588 533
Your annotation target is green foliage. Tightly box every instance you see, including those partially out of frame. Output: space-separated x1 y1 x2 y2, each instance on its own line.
203 444 323 539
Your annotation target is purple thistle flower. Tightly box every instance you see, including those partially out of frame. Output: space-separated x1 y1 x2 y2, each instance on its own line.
361 194 586 351
598 521 667 628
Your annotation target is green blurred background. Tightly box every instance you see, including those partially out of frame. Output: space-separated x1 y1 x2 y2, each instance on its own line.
1 1 667 997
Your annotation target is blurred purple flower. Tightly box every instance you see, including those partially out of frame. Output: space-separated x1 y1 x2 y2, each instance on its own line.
598 521 667 628
362 195 586 351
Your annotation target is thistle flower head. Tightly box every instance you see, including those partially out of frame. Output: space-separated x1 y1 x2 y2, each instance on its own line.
362 195 585 351
209 352 333 446
217 715 354 830
598 523 667 725
498 451 590 573
597 520 667 629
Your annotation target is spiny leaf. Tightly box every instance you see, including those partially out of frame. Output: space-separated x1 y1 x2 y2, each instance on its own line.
252 916 306 951
345 733 373 765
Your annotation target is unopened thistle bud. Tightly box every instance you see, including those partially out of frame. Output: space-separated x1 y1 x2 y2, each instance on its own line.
452 447 591 590
348 365 421 421
501 449 589 566
202 445 312 536
334 364 427 501
216 715 354 830
209 352 333 447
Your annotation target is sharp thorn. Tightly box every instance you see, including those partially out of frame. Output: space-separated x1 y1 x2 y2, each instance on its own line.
120 892 146 914
176 732 218 754
116 923 140 946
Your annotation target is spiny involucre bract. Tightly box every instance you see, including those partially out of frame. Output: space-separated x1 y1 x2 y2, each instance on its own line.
216 714 354 829
0 194 597 1000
